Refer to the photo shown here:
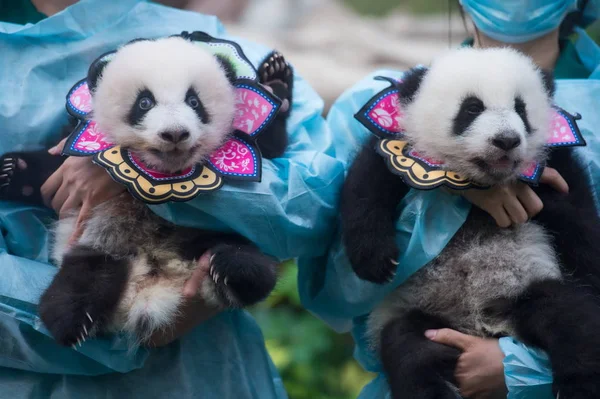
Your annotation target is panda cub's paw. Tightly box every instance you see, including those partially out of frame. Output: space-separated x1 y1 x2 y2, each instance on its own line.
39 293 98 348
258 51 293 113
203 244 277 308
0 154 35 203
39 246 129 347
346 237 399 284
0 150 65 207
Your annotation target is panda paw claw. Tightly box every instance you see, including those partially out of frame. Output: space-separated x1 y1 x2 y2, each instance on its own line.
0 156 17 195
206 244 277 308
346 239 400 284
40 299 98 347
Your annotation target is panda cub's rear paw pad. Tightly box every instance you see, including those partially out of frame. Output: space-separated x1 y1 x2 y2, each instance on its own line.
259 52 293 111
0 155 32 199
259 52 292 86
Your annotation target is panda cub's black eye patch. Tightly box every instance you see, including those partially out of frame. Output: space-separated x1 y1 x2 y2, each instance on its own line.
128 89 156 126
514 97 532 134
185 88 210 124
453 96 485 136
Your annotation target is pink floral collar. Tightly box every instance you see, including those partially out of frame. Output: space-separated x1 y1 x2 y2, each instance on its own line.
62 32 282 204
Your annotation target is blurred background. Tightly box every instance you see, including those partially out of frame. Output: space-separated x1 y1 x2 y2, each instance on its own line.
216 0 470 112
9 1 600 398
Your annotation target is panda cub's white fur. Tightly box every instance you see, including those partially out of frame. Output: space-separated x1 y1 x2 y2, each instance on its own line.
367 48 562 347
53 37 237 340
93 37 236 173
403 48 552 186
39 36 279 346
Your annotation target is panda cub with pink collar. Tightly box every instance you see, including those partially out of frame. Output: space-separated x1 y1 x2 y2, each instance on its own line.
0 33 294 346
342 48 600 398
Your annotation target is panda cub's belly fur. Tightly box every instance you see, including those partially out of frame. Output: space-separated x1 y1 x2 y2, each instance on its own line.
368 211 562 345
51 194 220 339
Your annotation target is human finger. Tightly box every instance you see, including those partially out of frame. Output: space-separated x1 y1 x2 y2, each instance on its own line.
540 167 569 194
503 197 528 225
516 186 544 218
40 166 64 207
183 251 211 299
425 328 478 351
488 205 512 228
68 201 93 245
59 194 81 220
48 137 68 155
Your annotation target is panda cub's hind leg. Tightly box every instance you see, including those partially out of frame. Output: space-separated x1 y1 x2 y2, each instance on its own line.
506 279 600 398
0 150 65 207
256 51 294 159
380 310 461 399
39 245 129 347
201 243 278 308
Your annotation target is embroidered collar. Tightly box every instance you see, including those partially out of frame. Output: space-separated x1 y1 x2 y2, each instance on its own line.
62 32 282 204
355 76 586 191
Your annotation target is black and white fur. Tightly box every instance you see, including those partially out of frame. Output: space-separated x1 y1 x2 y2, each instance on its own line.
341 48 600 398
0 35 295 346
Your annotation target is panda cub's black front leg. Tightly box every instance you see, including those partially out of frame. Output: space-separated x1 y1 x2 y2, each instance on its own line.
39 245 129 346
256 51 294 159
205 242 277 307
340 138 411 284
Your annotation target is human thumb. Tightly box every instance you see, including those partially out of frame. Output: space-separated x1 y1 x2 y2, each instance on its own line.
48 138 68 155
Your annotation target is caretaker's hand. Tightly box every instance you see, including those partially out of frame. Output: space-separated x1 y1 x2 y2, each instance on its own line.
460 167 568 227
425 329 507 399
41 138 125 244
149 251 219 347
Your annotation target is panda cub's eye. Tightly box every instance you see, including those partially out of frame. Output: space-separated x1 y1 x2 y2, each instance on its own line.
467 103 484 115
186 95 200 109
138 97 154 110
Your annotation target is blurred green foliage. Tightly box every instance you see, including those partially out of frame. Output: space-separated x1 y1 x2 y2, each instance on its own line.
250 261 375 399
343 0 448 16
253 2 600 399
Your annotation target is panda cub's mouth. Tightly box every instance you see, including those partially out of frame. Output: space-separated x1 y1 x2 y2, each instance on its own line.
473 155 521 178
148 144 200 158
143 145 202 172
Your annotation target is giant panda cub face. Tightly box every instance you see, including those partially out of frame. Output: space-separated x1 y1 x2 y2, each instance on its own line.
400 47 554 185
91 37 236 174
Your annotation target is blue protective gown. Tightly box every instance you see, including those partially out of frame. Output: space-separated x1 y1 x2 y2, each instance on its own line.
0 0 344 397
298 28 600 399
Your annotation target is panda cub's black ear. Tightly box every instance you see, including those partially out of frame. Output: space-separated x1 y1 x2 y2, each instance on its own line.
87 39 152 93
87 53 113 93
399 67 428 104
125 38 151 46
540 69 556 97
215 55 237 85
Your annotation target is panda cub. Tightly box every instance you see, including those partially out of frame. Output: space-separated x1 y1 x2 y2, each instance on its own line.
342 48 600 398
0 35 294 346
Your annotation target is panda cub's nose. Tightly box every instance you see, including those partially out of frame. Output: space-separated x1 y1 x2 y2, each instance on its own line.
491 133 521 151
160 130 190 144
